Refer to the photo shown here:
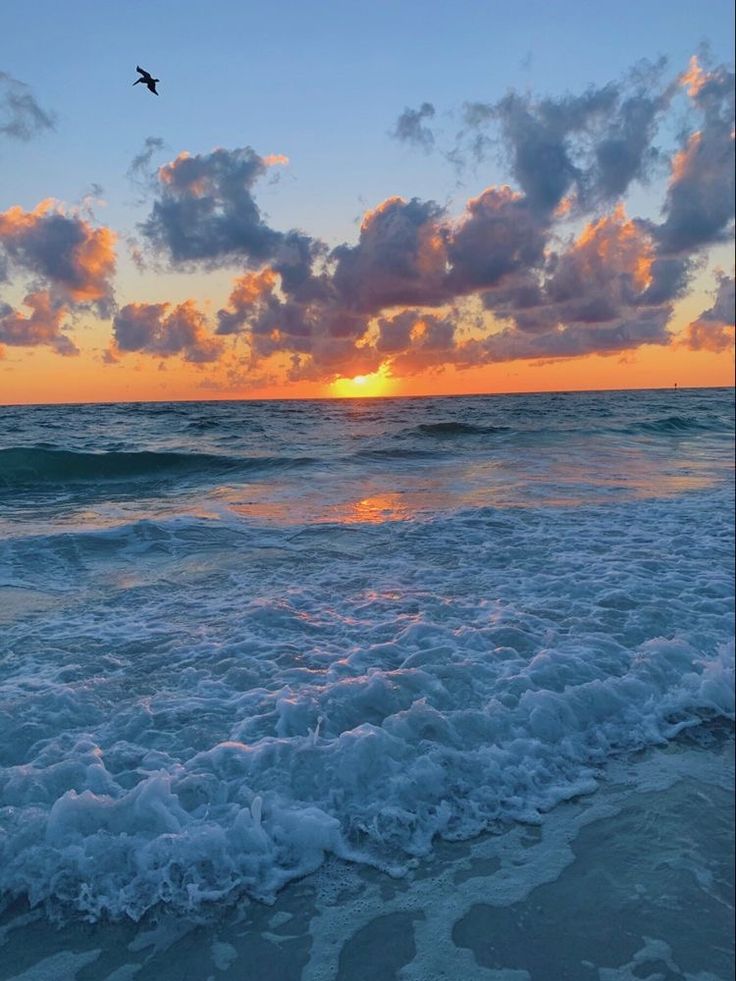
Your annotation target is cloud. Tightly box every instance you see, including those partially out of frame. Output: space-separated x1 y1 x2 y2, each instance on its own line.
216 268 279 335
0 199 116 356
373 207 678 372
481 206 675 342
679 273 735 351
376 309 457 375
461 65 670 213
0 291 78 355
446 186 547 293
392 102 436 152
125 55 733 382
331 197 449 312
216 266 376 380
0 200 116 313
127 136 166 187
490 87 618 211
139 147 286 266
655 58 735 254
0 71 55 141
112 301 223 362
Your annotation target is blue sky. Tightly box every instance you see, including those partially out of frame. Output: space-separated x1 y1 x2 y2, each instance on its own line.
2 0 733 245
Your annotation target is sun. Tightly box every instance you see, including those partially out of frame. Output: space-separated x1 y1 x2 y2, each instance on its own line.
331 364 393 398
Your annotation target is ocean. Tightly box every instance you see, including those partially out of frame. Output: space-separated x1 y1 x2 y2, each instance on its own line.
0 388 733 980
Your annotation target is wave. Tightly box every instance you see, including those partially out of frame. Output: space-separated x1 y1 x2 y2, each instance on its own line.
0 447 315 490
412 422 511 437
629 415 728 436
355 447 438 461
0 638 731 921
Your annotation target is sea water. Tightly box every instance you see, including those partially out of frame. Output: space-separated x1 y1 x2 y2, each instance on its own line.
0 388 733 979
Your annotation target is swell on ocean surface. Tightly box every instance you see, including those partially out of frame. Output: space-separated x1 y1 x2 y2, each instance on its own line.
0 388 733 923
628 413 728 435
411 421 511 436
0 446 316 490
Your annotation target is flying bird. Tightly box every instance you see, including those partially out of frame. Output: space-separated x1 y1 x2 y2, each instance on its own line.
133 66 159 95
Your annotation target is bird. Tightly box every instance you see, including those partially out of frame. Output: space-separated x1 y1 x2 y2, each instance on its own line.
133 66 159 95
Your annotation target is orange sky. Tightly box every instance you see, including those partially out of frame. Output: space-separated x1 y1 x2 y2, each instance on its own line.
1 335 732 404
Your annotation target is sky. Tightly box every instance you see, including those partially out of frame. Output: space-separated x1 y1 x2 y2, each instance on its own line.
0 0 734 404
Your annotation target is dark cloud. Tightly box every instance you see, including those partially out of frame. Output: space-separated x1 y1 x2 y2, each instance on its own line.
446 186 547 293
471 207 677 362
0 291 78 355
455 61 676 215
140 147 285 266
592 91 664 199
700 272 736 324
0 201 116 314
656 59 735 255
0 71 55 141
331 197 449 312
272 231 328 300
216 268 375 380
464 307 671 364
497 209 663 308
0 200 116 356
216 269 279 336
112 301 223 362
392 102 436 152
376 309 457 375
493 87 618 211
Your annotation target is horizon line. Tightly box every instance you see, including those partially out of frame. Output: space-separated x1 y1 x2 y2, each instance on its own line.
1 381 733 409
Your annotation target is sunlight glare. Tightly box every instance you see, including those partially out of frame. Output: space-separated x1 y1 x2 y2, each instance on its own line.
331 364 393 398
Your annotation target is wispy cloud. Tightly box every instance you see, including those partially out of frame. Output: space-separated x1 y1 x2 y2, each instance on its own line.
392 102 437 152
0 71 55 142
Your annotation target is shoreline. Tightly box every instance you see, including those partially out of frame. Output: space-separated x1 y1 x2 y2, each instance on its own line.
1 732 732 981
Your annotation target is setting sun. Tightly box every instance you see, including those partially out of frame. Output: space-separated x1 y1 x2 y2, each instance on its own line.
331 364 394 398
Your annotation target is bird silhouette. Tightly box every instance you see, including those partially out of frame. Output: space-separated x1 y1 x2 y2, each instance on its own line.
133 66 159 95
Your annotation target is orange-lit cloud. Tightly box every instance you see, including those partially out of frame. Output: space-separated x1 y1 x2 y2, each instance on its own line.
0 291 77 355
679 274 735 352
680 55 708 98
658 58 734 255
111 300 223 363
0 199 116 307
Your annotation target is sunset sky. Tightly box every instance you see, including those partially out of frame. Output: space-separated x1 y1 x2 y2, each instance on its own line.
0 0 734 404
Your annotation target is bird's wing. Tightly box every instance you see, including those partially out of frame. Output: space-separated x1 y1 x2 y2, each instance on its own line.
147 80 159 94
136 66 152 79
